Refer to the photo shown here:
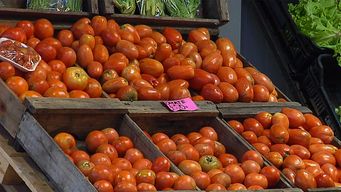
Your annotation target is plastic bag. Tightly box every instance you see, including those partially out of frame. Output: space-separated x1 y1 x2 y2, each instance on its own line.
163 0 200 18
113 0 136 15
136 0 165 16
0 38 41 72
27 0 82 12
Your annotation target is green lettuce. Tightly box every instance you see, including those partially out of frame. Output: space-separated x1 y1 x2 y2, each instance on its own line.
163 0 200 18
113 0 136 15
288 0 341 66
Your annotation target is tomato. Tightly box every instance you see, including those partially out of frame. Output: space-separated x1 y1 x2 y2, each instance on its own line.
85 130 108 153
93 44 109 64
111 158 132 171
270 144 290 157
191 171 210 189
202 51 223 74
188 29 210 43
96 144 118 161
289 145 311 160
132 159 150 171
219 153 238 167
241 160 261 175
244 173 268 189
79 34 95 50
316 173 335 188
114 170 136 186
303 114 322 131
35 42 56 62
116 40 139 60
199 155 222 172
169 87 191 100
252 143 270 156
135 169 156 185
89 164 113 184
270 124 289 144
214 141 226 157
227 183 247 190
283 155 305 171
137 183 157 191
138 37 157 56
167 65 195 80
280 108 305 128
113 136 134 155
27 37 40 48
72 23 94 40
252 84 270 102
34 18 54 40
90 153 111 166
152 157 171 174
257 136 272 147
100 69 118 83
311 151 336 166
1 27 26 43
57 30 74 47
261 166 280 188
77 44 94 68
135 25 152 38
241 150 264 167
130 79 153 91
6 76 28 96
304 159 321 168
287 129 311 148
16 20 34 38
100 128 119 144
84 78 102 98
44 87 69 98
107 19 120 32
86 61 103 79
62 67 89 91
139 58 164 78
93 180 114 192
188 68 214 90
198 126 217 141
216 37 236 56
196 40 217 58
243 118 264 137
250 72 275 93
138 87 162 100
102 77 128 94
295 169 317 191
309 125 334 144
154 43 172 62
124 148 143 164
91 16 108 36
77 160 95 176
321 163 338 182
216 66 237 85
114 181 137 192
56 47 76 67
48 60 66 74
241 131 258 144
70 150 90 164
101 29 120 47
53 132 76 154
254 112 272 129
151 132 168 144
306 166 324 179
156 138 176 154
163 27 182 49
170 134 188 145
209 174 230 188
155 172 175 190
227 120 244 134
235 77 254 102
224 164 245 184
150 31 166 45
166 150 186 165
116 85 137 101
265 152 283 168
19 90 42 101
200 83 223 103
173 175 196 190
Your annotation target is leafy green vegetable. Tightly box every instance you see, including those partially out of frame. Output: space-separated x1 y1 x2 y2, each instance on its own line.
163 0 200 18
336 106 341 122
136 0 165 16
288 0 341 66
113 0 136 15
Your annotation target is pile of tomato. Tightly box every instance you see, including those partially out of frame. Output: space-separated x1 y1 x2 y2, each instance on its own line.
145 126 282 190
54 128 194 192
227 107 341 191
0 16 284 102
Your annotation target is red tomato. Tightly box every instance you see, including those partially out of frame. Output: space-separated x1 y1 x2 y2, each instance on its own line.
163 27 183 49
173 175 196 190
76 160 95 176
241 160 261 175
133 158 153 170
224 164 245 184
260 166 280 187
244 173 268 189
93 180 114 192
155 172 176 190
124 148 144 164
16 20 34 38
70 150 90 164
90 153 111 166
34 18 54 40
53 132 76 154
152 157 171 173
85 130 108 153
89 164 114 184
96 144 118 161
295 169 317 191
113 136 134 155
282 155 305 171
219 153 238 167
1 27 26 42
241 150 264 167
191 171 211 189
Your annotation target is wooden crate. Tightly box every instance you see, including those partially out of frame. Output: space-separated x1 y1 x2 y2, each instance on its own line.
220 105 341 192
99 0 228 36
14 108 191 192
0 77 127 138
0 0 98 23
0 126 53 192
128 107 301 191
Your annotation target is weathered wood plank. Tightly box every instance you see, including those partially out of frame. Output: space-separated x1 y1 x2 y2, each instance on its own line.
0 126 53 192
125 101 219 118
16 112 96 192
24 97 128 115
0 79 25 138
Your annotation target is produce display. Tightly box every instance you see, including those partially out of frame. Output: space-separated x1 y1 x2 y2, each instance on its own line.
289 0 341 66
27 0 83 12
146 126 282 190
0 16 284 103
227 107 341 191
54 128 178 192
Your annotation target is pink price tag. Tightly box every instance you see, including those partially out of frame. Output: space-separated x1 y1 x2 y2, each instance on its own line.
163 98 199 112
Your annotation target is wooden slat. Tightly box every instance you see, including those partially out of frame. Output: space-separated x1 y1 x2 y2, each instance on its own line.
24 97 128 115
16 113 96 192
0 127 53 192
218 102 312 118
0 79 25 138
125 101 219 118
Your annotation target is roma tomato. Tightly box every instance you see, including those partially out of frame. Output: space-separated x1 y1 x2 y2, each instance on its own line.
283 155 305 171
35 42 57 62
243 118 264 137
91 16 108 36
188 28 210 43
303 114 322 131
202 51 223 74
234 77 254 102
139 58 164 78
57 30 74 47
34 19 54 40
167 65 194 80
200 83 223 103
90 153 111 166
138 87 162 100
295 169 317 191
265 152 283 168
281 107 306 128
163 27 182 49
309 125 334 144
260 166 280 187
288 129 311 147
227 120 244 134
270 124 289 144
2 27 26 43
102 77 128 94
189 69 214 91
191 171 211 189
217 66 237 85
255 111 273 129
77 44 94 68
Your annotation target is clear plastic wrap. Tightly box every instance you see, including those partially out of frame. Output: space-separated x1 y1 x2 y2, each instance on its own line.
163 0 200 18
0 38 41 72
136 0 165 16
113 0 136 15
27 0 82 12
